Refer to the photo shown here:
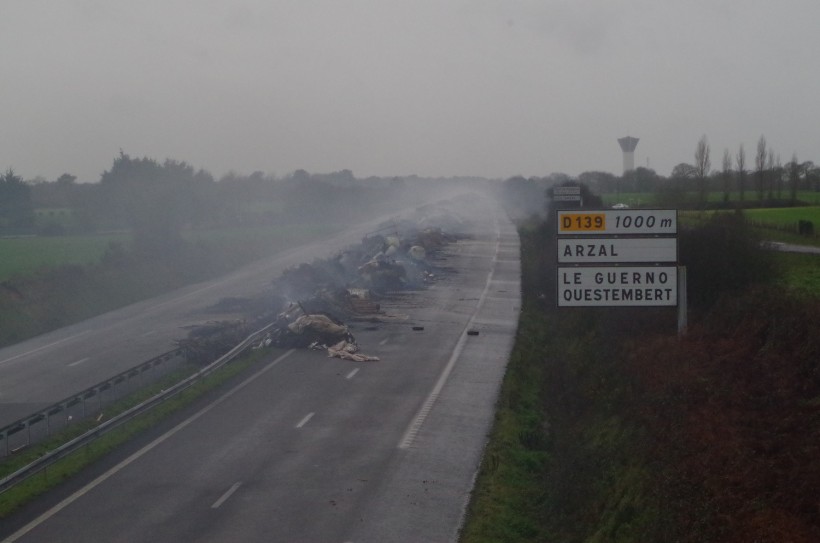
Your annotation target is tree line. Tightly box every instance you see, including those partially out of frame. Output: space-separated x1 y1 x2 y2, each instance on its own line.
1 153 439 251
500 135 820 215
0 169 35 231
671 134 820 209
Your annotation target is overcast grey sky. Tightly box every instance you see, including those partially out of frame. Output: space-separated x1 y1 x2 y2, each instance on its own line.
2 1 819 182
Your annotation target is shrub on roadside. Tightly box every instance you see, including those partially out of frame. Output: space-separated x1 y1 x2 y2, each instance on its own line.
679 211 777 312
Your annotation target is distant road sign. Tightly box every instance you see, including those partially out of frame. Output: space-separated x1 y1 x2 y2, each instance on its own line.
553 186 581 203
557 209 677 235
558 266 678 307
558 237 677 263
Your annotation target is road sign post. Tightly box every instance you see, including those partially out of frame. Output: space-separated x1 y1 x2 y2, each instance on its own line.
558 266 678 307
558 210 677 236
552 186 582 207
556 209 679 310
558 237 677 264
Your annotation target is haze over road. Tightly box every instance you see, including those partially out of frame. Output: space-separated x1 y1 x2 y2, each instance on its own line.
0 193 520 542
0 195 457 427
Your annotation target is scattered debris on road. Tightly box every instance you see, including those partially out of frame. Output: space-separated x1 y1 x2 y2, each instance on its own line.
189 202 479 363
257 222 462 358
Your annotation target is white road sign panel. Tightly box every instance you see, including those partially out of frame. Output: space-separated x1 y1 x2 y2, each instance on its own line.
557 209 677 235
553 194 582 201
558 237 677 263
553 186 581 195
558 266 678 307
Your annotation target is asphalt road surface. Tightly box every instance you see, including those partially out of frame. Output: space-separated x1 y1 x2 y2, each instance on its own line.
0 218 384 427
0 194 477 427
0 193 520 542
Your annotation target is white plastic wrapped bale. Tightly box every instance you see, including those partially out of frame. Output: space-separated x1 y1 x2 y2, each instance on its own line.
287 314 348 337
407 245 426 261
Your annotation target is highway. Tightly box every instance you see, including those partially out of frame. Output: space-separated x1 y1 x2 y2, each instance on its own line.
0 220 385 427
0 194 471 427
0 193 520 542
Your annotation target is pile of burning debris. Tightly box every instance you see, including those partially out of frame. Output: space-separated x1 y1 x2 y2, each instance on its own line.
180 221 464 364
262 302 380 362
177 319 251 366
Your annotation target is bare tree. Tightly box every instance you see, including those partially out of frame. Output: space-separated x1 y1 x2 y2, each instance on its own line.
755 136 767 203
766 149 776 200
789 153 800 205
721 148 732 204
736 143 746 205
695 135 711 209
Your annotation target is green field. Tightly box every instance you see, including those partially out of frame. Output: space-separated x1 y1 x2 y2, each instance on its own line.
601 190 820 207
775 252 820 295
0 222 340 283
600 192 656 207
739 206 820 227
596 191 820 247
678 208 820 294
678 206 820 247
0 234 127 281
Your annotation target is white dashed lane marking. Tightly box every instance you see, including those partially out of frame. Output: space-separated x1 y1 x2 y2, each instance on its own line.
295 412 315 428
211 482 242 509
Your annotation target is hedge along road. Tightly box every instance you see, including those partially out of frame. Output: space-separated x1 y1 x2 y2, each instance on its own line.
0 191 476 428
0 193 521 543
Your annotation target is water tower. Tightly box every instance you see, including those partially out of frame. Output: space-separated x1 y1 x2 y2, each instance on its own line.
618 136 639 174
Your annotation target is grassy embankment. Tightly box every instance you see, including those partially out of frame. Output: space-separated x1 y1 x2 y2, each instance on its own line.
461 219 670 541
462 215 820 542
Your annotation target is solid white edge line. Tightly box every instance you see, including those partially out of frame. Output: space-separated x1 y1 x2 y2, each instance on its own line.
398 228 501 450
211 482 242 509
295 412 315 428
1 349 296 543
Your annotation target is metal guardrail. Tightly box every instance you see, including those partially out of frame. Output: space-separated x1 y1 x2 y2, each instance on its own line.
0 349 187 456
0 322 274 495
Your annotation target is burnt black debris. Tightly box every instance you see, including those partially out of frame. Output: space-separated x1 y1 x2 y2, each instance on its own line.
186 200 477 362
